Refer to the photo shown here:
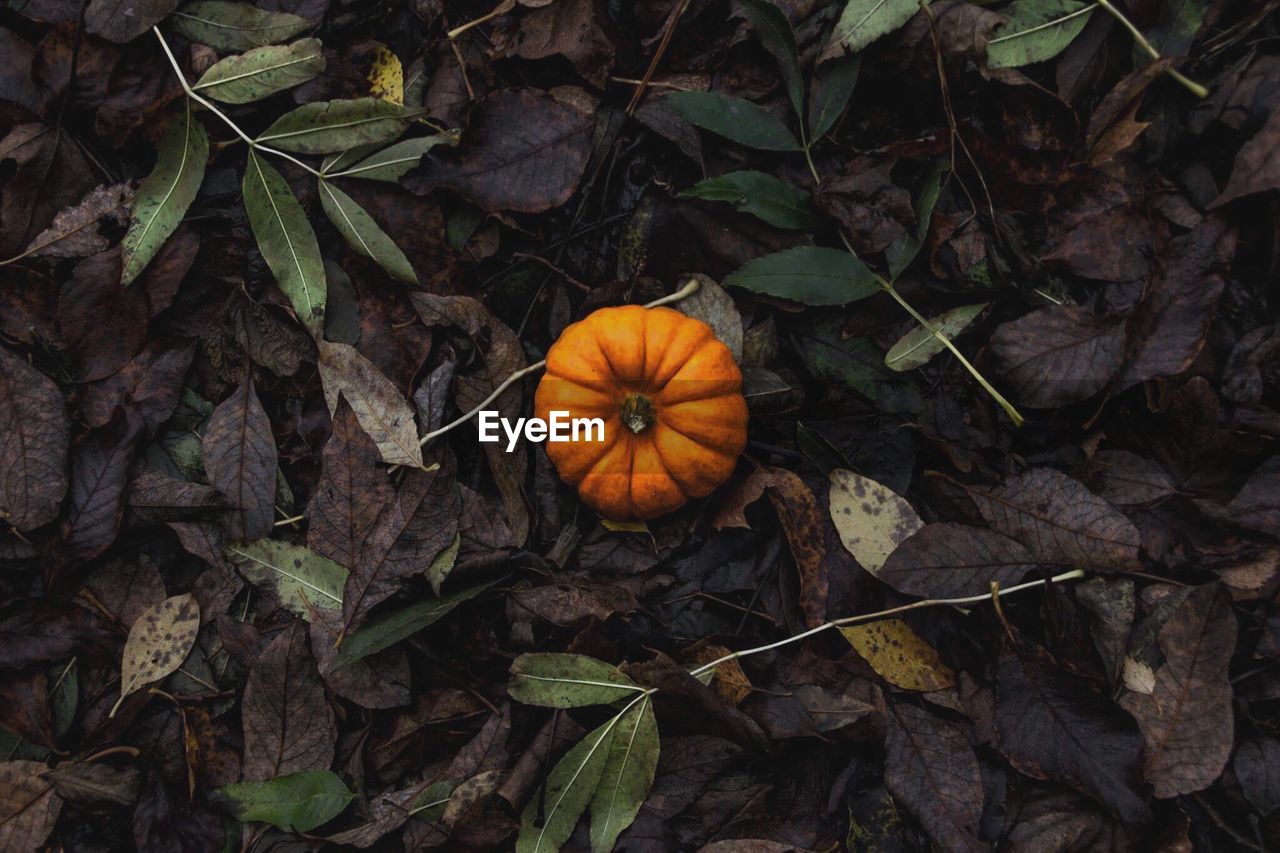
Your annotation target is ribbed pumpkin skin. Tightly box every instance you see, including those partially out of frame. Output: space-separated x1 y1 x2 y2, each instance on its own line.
534 305 748 521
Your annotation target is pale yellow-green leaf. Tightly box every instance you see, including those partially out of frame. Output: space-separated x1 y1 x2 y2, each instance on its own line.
828 468 923 573
193 38 325 104
841 618 956 691
114 594 201 713
884 303 987 372
589 696 659 852
318 179 417 283
227 539 347 618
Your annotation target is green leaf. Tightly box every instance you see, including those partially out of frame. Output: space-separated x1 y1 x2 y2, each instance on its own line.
986 0 1097 69
885 303 988 371
323 134 454 182
426 532 461 595
808 54 860 140
664 92 801 151
508 654 642 708
192 38 325 104
256 98 413 154
169 0 312 51
885 161 946 280
680 171 820 230
589 696 659 852
516 715 617 853
242 149 327 334
216 770 353 832
408 780 456 822
739 0 804 121
822 0 924 59
334 578 499 668
226 539 347 618
121 102 207 285
318 180 417 284
727 246 880 305
792 316 922 409
50 659 77 739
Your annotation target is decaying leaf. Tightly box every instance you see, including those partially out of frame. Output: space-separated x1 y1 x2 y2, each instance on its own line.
828 468 923 574
115 594 201 713
242 624 336 781
317 341 425 469
0 346 70 532
841 619 956 691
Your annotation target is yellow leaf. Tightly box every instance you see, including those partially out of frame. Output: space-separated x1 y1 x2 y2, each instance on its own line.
841 618 955 692
601 519 648 533
367 44 403 106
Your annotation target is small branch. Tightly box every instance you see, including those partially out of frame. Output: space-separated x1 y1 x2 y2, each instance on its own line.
1094 0 1209 98
447 0 513 40
626 0 692 115
690 569 1085 678
512 253 592 293
152 27 324 178
418 278 703 447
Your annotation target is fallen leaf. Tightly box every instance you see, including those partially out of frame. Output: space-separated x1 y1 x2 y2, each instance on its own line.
241 623 335 781
403 89 593 213
203 376 277 541
828 468 923 574
989 305 1126 407
878 523 1038 597
115 593 201 712
0 761 62 850
317 340 425 469
841 619 956 691
0 346 69 532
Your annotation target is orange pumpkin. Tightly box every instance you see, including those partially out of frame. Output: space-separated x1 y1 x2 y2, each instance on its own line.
534 305 748 521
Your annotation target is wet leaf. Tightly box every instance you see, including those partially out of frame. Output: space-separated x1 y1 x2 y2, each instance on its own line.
0 346 69 532
203 376 277 541
508 653 642 708
986 0 1096 68
216 770 353 832
680 171 821 230
664 91 801 151
192 39 326 104
226 539 347 617
319 179 417 283
170 0 312 51
121 104 208 286
116 593 200 711
841 619 955 691
242 150 327 334
727 246 880 305
242 623 335 781
828 468 923 574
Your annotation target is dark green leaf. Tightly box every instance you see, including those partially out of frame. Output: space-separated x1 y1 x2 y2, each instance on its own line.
169 0 312 51
318 180 417 284
727 246 880 305
680 171 820 229
986 0 1097 69
216 770 353 832
192 39 325 104
664 91 802 151
121 103 208 285
508 653 643 708
808 54 860 140
242 150 327 334
257 98 413 155
885 160 946 280
821 0 922 60
739 0 805 121
334 579 500 668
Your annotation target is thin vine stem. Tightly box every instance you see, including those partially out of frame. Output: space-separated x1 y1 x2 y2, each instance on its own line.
152 26 325 178
417 277 705 447
689 568 1085 678
1094 0 1209 98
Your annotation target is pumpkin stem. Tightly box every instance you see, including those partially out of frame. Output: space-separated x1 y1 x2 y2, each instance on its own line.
619 394 656 434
